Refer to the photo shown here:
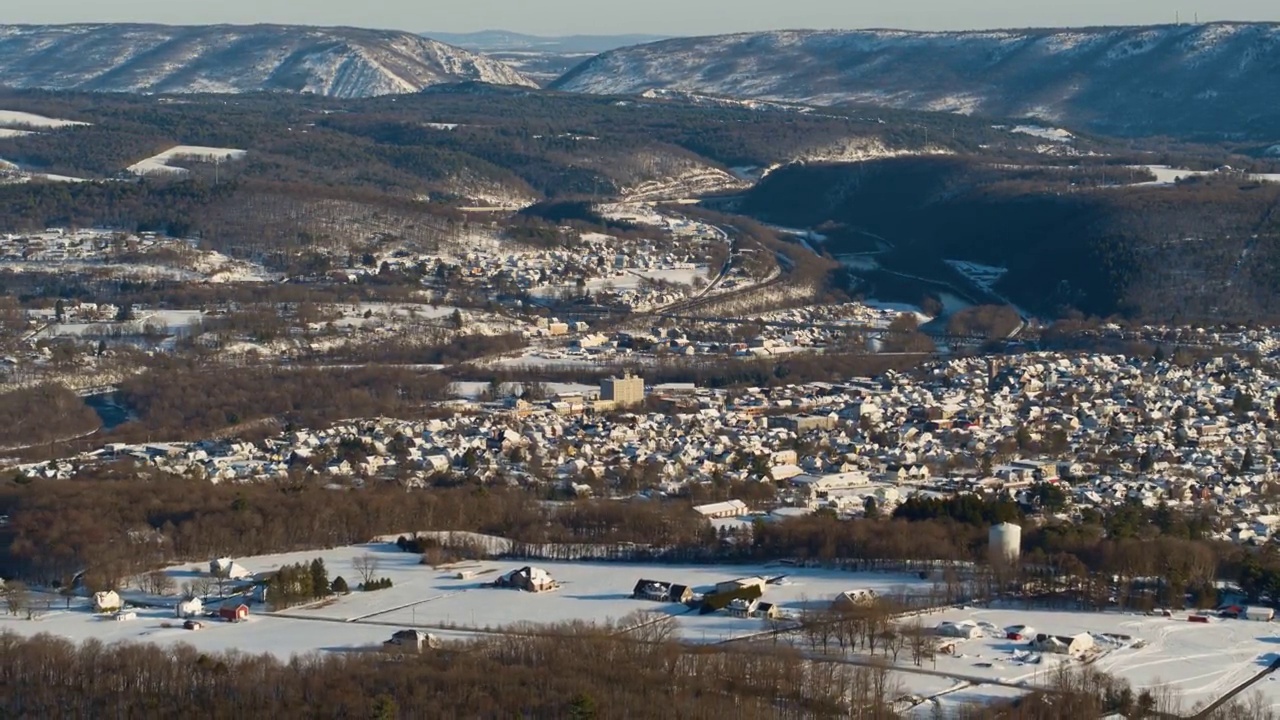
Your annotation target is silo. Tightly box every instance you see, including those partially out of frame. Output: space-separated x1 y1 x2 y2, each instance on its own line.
989 522 1022 565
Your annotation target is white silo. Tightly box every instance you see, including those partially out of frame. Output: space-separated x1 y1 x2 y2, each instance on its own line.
989 522 1022 565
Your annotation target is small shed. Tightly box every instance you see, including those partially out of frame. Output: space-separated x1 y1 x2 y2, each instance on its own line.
1245 606 1275 622
219 603 249 622
114 611 138 622
183 619 204 631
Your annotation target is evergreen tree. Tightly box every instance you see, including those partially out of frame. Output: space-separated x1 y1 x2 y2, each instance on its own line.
331 576 349 594
310 558 329 598
371 694 398 720
54 299 65 323
568 693 597 720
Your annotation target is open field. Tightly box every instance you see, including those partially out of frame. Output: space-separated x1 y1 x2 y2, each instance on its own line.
915 605 1280 712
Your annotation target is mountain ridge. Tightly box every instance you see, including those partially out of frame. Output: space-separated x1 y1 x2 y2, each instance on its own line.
0 23 536 98
552 22 1280 138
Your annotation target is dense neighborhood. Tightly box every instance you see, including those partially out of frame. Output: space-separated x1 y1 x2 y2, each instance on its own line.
18 350 1280 549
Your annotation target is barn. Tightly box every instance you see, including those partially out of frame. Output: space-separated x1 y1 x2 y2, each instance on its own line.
219 603 250 622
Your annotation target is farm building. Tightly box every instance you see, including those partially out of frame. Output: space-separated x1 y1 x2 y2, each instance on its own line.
175 597 203 618
1031 632 1095 656
210 557 253 580
1005 624 1036 641
113 611 137 622
727 597 759 618
1245 606 1275 622
830 589 878 612
384 629 437 653
183 620 204 631
495 566 558 593
693 499 749 519
936 620 983 639
92 590 121 613
756 602 782 620
219 603 250 622
632 579 694 603
715 576 767 595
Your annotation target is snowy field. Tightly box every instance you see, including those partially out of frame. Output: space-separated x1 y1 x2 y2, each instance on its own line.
0 110 90 129
914 606 1280 712
127 145 247 176
0 544 939 661
180 544 933 641
1009 125 1074 143
1134 165 1280 186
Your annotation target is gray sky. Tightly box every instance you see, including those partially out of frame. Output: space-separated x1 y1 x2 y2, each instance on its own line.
8 0 1278 36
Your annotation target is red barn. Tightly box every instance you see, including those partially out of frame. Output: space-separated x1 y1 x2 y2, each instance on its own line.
219 603 249 622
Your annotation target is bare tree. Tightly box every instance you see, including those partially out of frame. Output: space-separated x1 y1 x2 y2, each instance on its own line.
353 553 380 587
146 571 176 596
3 580 29 617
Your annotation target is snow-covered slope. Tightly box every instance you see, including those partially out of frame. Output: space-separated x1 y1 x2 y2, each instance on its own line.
0 24 535 98
553 23 1280 137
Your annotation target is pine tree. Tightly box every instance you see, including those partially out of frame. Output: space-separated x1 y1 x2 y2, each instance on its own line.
371 694 398 720
568 693 597 720
331 576 349 594
310 558 329 598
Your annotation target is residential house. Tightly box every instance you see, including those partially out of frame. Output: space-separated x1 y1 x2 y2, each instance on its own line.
1031 632 1094 656
384 629 437 653
830 589 878 612
496 566 558 593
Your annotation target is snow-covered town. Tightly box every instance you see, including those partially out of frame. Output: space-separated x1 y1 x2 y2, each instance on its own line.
16 350 1280 549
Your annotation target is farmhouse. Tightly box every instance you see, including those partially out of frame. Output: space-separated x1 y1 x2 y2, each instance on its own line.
175 597 203 618
1031 632 1095 656
496 566 558 593
755 602 782 620
727 597 759 618
830 589 878 612
92 590 121 613
384 629 437 653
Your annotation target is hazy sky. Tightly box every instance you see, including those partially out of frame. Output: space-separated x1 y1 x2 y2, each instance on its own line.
8 0 1278 36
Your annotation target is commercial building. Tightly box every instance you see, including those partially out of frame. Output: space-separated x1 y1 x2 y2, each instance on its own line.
601 372 645 407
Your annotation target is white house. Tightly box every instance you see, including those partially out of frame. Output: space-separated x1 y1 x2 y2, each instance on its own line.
176 597 204 618
92 590 121 613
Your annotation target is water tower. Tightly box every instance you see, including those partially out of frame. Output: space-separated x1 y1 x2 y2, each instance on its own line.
989 522 1022 565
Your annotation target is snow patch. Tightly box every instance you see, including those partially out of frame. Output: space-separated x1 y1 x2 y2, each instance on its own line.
1010 125 1074 143
127 145 247 176
0 109 90 129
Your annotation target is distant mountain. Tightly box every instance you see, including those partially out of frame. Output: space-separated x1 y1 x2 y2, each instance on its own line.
426 30 671 54
0 24 535 98
553 23 1280 138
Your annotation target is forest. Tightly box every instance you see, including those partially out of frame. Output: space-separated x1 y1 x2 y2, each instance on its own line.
0 624 1223 719
741 157 1280 322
